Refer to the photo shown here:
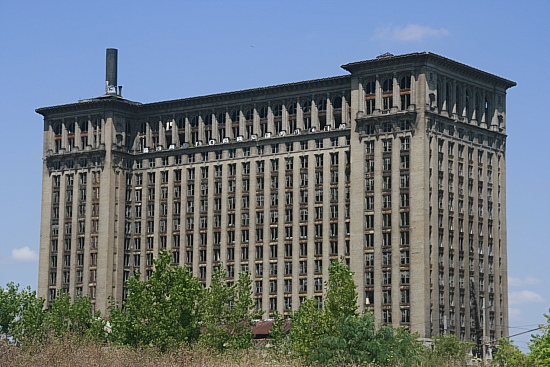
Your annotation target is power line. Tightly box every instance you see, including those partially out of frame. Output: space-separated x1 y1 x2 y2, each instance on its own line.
506 326 542 339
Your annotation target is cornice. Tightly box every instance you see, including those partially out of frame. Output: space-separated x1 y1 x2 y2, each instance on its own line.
36 96 142 118
140 75 351 112
342 52 516 90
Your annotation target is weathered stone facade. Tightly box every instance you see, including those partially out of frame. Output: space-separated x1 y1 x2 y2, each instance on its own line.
36 51 515 342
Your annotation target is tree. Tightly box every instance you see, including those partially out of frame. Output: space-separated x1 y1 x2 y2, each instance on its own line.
323 258 358 329
491 337 527 367
108 251 202 350
429 334 474 365
528 310 550 366
198 268 261 351
312 312 421 367
289 297 324 358
43 292 106 341
0 282 45 344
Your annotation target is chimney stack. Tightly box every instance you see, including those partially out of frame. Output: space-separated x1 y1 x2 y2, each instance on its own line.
105 48 118 95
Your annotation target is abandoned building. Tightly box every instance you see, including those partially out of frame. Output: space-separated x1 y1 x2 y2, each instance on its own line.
36 49 515 342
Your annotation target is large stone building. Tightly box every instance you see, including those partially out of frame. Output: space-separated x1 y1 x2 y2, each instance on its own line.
37 49 515 342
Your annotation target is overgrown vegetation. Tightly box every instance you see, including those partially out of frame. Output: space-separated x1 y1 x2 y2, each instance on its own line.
1 252 548 366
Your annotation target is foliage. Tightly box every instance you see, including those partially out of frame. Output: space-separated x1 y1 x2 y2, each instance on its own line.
0 282 45 343
290 258 421 366
108 251 202 350
312 313 421 366
427 334 474 365
491 337 527 367
267 310 287 348
323 257 358 331
43 292 106 341
528 310 550 366
289 297 324 358
290 258 359 363
198 267 261 352
0 283 105 344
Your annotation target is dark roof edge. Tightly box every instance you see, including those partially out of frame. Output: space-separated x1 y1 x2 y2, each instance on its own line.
141 74 351 110
36 75 351 117
341 52 516 89
36 96 142 117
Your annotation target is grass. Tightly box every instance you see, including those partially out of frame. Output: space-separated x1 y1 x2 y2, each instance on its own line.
1 336 481 367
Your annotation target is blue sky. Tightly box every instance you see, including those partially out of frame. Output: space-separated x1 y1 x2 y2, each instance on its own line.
0 0 548 351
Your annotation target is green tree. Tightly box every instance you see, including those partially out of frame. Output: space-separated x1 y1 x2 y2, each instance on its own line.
267 310 287 348
312 312 420 366
323 258 358 330
429 334 474 365
198 268 261 351
289 297 324 358
528 310 550 367
491 337 527 367
108 251 202 350
43 292 106 341
0 282 46 343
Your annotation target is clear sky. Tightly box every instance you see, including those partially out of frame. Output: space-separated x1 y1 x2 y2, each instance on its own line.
0 0 548 351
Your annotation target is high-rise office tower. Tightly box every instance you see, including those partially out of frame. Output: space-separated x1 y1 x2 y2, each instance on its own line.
37 49 515 342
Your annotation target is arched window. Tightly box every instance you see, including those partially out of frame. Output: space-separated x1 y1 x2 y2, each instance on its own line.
475 92 482 122
382 78 393 110
382 78 392 92
400 75 411 110
399 75 411 90
484 96 490 123
445 82 452 114
66 121 75 135
177 117 185 129
455 86 462 117
245 108 254 121
332 95 342 109
244 108 254 138
287 102 297 132
53 122 62 136
204 114 212 126
273 104 283 117
316 99 327 111
287 102 297 115
301 100 311 113
259 106 268 119
190 115 199 128
302 100 312 129
465 90 470 118
217 112 226 140
365 81 375 114
332 96 343 126
230 110 239 124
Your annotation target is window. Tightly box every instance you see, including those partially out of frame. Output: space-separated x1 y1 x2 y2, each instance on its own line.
314 278 323 292
400 193 409 207
365 272 374 285
382 213 391 227
400 155 409 170
382 290 391 304
401 309 410 323
365 253 374 266
382 310 392 324
400 270 410 284
383 158 391 171
383 139 392 152
400 174 409 189
299 260 307 274
314 259 322 273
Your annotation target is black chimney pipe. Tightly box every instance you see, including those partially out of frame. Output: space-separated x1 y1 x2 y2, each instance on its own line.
106 48 118 90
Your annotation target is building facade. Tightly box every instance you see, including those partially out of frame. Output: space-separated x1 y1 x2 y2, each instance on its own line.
37 50 515 342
